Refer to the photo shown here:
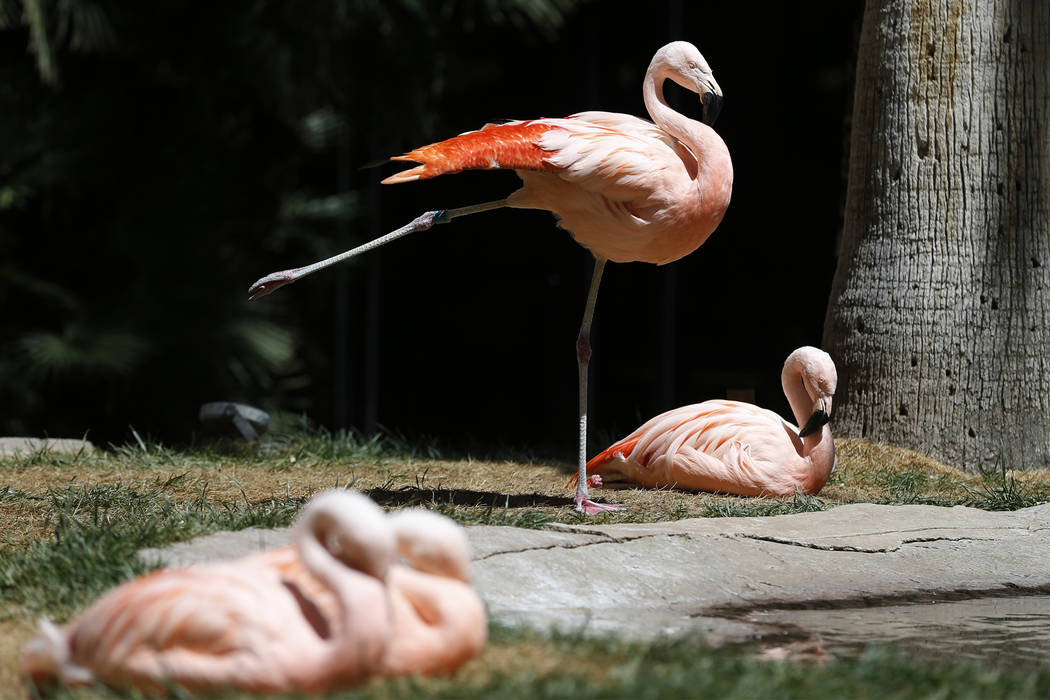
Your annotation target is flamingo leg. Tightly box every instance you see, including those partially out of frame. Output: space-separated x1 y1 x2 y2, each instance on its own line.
248 199 509 300
250 200 622 513
575 258 622 514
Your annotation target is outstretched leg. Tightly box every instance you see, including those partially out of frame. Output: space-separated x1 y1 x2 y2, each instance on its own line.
248 199 509 300
575 258 622 515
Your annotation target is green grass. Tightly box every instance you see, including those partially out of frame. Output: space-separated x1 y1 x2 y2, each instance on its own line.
0 480 561 624
260 413 444 463
5 433 1050 697
962 461 1050 511
1 481 304 620
702 490 830 518
26 625 1050 699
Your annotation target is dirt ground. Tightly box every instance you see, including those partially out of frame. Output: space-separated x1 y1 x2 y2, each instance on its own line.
0 437 1023 551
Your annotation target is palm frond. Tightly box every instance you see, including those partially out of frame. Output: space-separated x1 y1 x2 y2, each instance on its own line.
19 327 148 379
23 0 59 85
10 0 118 84
228 318 295 369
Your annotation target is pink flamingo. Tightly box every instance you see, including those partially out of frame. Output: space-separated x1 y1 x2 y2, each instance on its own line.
576 347 837 496
379 509 487 677
21 491 486 695
248 41 733 514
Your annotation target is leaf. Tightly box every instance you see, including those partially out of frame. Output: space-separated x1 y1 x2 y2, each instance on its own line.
19 327 148 379
228 318 295 368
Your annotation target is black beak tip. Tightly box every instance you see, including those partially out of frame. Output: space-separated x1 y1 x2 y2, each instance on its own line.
702 92 724 126
798 409 830 438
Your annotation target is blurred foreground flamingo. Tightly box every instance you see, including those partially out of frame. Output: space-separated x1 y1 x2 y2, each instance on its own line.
21 491 486 695
575 347 837 496
248 41 733 514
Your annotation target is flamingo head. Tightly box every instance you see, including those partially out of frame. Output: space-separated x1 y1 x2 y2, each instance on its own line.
790 347 838 438
388 508 472 582
654 41 724 125
296 490 396 581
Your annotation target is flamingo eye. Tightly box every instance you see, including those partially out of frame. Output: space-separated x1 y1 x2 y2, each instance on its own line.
687 61 697 70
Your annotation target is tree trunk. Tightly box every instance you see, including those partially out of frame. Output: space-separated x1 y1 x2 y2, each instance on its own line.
823 0 1050 472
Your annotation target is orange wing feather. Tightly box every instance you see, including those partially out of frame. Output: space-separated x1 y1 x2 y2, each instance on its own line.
566 435 641 488
587 435 641 470
381 121 561 184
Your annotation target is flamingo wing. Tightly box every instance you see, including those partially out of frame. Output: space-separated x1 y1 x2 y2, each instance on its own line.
27 559 348 694
64 565 305 690
535 112 698 201
381 113 695 202
380 120 561 184
587 401 803 496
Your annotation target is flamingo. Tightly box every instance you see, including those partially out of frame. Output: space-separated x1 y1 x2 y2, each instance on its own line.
21 490 486 695
248 41 734 514
576 347 837 496
379 508 487 677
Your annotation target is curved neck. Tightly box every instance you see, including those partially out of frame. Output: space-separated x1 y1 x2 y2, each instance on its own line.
781 358 812 433
643 66 705 157
781 358 833 460
295 514 391 674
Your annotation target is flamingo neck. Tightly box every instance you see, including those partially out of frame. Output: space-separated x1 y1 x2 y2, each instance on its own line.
806 427 835 481
781 358 833 463
642 66 707 162
781 361 808 428
293 512 391 676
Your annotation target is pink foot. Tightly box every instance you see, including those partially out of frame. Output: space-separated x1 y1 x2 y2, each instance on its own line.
574 493 624 515
587 474 604 488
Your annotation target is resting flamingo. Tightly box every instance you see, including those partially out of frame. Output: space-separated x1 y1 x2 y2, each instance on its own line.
575 347 837 496
248 41 734 514
21 491 486 695
379 509 487 677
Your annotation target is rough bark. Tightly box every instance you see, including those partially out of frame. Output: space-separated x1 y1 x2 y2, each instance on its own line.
823 0 1050 471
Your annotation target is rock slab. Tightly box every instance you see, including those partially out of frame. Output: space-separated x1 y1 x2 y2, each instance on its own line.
140 502 1050 644
0 437 95 457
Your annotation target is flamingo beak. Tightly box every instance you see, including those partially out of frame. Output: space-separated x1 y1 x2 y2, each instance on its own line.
701 89 724 126
798 397 831 438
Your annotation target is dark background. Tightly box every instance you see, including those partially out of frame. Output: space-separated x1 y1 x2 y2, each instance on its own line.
0 1 862 456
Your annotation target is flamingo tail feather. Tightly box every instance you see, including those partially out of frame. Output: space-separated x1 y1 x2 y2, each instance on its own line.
566 436 641 489
381 121 560 184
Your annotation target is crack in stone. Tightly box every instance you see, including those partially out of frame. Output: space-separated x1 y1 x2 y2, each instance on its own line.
474 533 654 561
696 583 1050 619
545 524 620 538
795 524 1021 538
899 536 984 546
475 522 1043 561
733 533 987 554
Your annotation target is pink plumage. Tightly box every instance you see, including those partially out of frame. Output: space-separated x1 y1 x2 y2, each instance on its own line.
383 105 732 265
247 41 733 514
21 491 486 695
579 347 838 497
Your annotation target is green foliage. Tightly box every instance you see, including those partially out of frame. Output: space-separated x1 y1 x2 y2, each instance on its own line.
0 0 117 85
19 326 147 379
0 0 582 442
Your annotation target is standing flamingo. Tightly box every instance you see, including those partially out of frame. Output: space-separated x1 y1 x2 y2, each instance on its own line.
248 41 734 514
576 347 837 496
21 491 486 695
